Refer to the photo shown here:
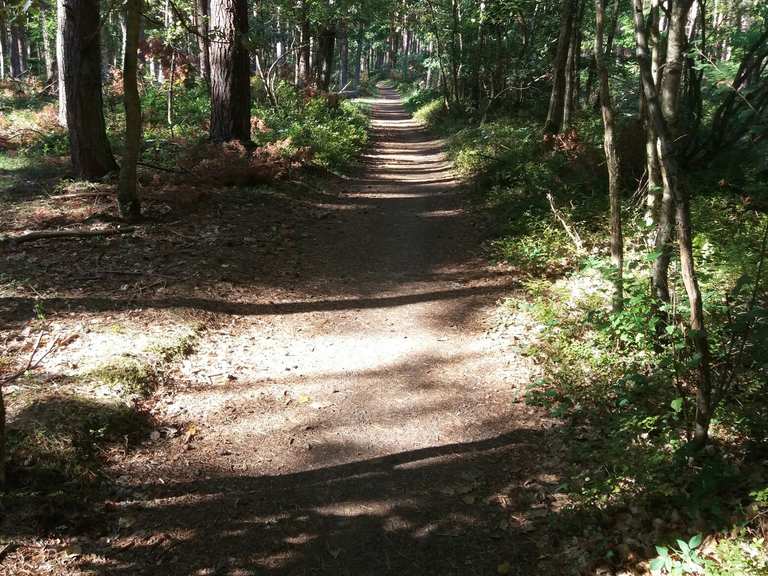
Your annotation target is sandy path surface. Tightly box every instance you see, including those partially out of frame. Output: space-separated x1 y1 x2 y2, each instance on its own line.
101 86 559 576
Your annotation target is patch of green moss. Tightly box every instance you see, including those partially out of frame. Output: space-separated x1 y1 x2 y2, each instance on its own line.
89 356 156 397
149 330 199 363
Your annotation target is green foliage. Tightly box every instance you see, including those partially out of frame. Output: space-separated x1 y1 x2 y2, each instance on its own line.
704 536 768 576
88 356 156 397
252 82 369 169
651 534 705 576
5 396 148 488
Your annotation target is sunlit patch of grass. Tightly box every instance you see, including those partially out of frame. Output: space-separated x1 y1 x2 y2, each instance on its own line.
149 327 201 363
88 356 157 397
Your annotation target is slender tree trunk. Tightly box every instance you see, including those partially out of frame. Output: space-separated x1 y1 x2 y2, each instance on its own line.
197 0 211 87
643 0 663 224
633 0 712 448
62 0 118 178
118 0 141 221
563 0 583 128
297 8 310 87
338 21 348 89
545 0 577 133
353 29 363 88
56 0 67 125
39 1 55 81
9 23 21 76
0 0 8 81
209 0 251 143
425 39 433 88
167 50 175 127
595 0 623 312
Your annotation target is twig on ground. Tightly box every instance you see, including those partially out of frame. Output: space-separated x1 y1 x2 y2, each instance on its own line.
1 332 60 385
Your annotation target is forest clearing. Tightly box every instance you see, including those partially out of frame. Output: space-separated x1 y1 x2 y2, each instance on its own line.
0 0 767 575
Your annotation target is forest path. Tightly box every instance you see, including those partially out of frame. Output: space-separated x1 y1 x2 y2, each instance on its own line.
107 85 559 575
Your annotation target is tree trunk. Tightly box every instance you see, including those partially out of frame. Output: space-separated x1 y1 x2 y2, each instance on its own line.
633 0 713 448
197 0 211 87
338 21 348 89
0 0 8 80
315 25 334 91
563 0 583 128
353 29 363 88
425 40 433 88
545 0 576 133
118 0 141 221
39 1 55 81
209 0 250 143
594 0 623 313
56 0 67 125
297 8 310 87
62 0 119 179
9 22 21 76
167 50 175 127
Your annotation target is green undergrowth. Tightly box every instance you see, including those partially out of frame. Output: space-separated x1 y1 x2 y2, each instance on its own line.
4 324 203 502
252 82 369 170
401 82 768 573
1 77 370 183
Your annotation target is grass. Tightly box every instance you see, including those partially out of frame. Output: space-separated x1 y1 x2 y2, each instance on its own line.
88 356 157 397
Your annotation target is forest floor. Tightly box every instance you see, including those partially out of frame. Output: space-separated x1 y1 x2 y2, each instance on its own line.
1 86 571 575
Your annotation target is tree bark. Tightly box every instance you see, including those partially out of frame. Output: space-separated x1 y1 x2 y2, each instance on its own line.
118 0 141 221
338 21 348 89
197 0 211 87
56 0 67 125
545 0 576 133
209 0 251 143
0 0 8 80
563 0 583 128
297 6 310 87
353 29 363 88
594 0 623 313
39 0 55 81
9 22 21 76
633 0 713 448
61 0 119 179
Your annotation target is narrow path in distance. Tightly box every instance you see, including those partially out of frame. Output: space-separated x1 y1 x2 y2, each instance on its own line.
104 84 561 576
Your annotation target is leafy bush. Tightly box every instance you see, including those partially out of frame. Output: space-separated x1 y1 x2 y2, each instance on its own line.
252 82 368 170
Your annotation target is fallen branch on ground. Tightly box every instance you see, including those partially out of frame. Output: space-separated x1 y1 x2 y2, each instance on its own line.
546 192 585 254
0 226 136 245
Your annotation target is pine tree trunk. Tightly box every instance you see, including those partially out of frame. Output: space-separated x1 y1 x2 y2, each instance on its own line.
118 0 141 221
197 0 211 87
62 0 118 178
297 8 310 87
0 0 8 81
56 0 67 125
594 0 623 313
39 0 55 81
338 21 348 90
9 23 21 77
209 0 250 143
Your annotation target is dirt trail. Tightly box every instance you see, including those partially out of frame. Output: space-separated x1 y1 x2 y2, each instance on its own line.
101 86 559 575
